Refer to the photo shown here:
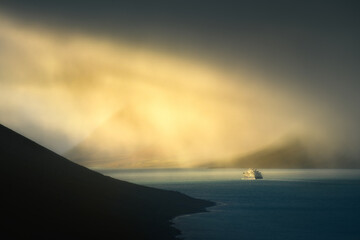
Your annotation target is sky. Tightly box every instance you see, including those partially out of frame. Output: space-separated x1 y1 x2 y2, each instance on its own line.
1 1 360 167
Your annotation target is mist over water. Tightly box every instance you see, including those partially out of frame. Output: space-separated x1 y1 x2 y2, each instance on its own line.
98 168 360 184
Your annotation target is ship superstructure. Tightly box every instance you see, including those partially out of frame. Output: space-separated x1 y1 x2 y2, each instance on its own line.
243 168 263 179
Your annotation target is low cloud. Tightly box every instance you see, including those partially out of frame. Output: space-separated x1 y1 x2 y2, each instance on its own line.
0 13 357 167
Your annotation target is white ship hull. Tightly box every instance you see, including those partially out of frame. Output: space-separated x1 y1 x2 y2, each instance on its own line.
242 176 263 180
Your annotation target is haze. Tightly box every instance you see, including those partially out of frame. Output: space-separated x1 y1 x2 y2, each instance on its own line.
1 1 360 167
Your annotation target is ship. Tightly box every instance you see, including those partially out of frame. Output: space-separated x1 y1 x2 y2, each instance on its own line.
242 168 263 179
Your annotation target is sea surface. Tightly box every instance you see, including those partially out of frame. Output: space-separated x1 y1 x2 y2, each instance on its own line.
97 169 360 240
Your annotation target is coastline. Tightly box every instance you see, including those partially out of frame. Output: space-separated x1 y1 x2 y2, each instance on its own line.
171 201 218 239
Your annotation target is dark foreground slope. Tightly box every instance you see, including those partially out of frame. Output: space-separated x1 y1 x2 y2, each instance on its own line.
0 124 214 239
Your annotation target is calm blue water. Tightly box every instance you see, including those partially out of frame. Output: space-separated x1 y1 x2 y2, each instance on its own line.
97 169 360 240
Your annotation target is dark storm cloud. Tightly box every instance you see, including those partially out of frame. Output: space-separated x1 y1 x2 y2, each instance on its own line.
1 0 359 80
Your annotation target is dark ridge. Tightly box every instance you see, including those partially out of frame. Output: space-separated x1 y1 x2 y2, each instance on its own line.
232 139 313 168
230 139 360 169
0 124 214 239
203 139 360 169
200 140 314 169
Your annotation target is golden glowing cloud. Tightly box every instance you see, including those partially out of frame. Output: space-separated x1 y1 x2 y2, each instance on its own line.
0 13 335 167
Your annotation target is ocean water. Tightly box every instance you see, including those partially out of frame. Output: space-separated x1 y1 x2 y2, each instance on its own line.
98 169 360 240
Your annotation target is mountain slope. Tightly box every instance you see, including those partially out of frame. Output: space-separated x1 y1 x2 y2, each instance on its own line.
66 108 175 168
0 124 213 239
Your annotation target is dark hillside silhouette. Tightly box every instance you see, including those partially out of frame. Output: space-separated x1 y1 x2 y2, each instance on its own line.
0 124 213 239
